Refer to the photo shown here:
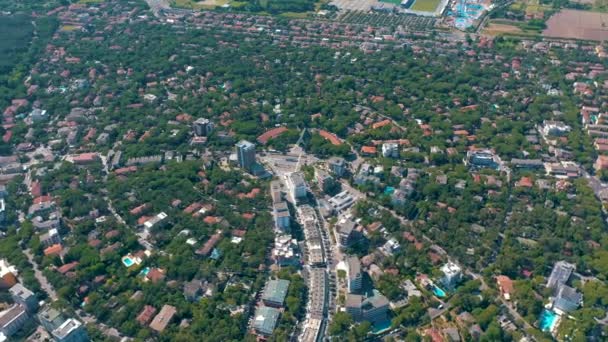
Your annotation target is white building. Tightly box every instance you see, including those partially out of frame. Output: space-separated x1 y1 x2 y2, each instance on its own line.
52 318 88 342
286 172 307 202
346 256 363 294
541 120 571 136
144 212 168 229
440 262 462 289
382 143 399 158
329 191 354 212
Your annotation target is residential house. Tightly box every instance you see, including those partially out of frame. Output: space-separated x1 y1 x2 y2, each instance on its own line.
149 304 177 333
546 260 575 289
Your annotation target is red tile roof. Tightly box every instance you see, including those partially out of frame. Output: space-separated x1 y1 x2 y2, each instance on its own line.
72 152 99 164
372 119 391 129
203 216 220 225
136 305 157 325
496 275 514 297
33 195 53 205
196 232 222 256
44 243 63 256
319 130 342 145
146 268 166 283
361 146 377 154
129 204 148 216
57 261 79 274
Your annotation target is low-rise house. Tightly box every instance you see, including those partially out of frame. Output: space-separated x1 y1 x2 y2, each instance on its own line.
553 285 582 313
183 279 209 302
40 228 61 247
196 231 222 256
136 305 157 325
496 275 514 301
44 243 63 257
440 262 462 290
0 259 18 289
149 305 177 333
546 260 575 289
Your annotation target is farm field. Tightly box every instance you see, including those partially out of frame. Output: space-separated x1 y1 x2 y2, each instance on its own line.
543 9 608 41
410 0 441 11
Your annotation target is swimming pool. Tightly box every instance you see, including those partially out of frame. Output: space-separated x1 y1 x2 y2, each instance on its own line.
140 267 150 276
540 309 558 332
122 257 134 267
384 186 395 195
371 319 392 334
431 285 447 298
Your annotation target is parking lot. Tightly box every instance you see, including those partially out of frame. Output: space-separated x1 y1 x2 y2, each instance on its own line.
330 0 396 11
338 10 437 29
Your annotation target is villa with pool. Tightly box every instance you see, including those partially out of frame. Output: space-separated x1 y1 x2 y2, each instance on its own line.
122 250 151 268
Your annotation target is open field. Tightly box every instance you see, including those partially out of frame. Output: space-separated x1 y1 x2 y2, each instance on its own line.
60 24 82 31
196 0 229 7
482 23 524 35
410 0 441 11
543 9 608 41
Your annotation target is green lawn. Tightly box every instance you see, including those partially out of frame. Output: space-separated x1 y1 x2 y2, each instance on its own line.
410 0 441 12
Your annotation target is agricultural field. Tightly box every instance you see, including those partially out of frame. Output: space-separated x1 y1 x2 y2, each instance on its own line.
410 0 441 11
543 9 608 40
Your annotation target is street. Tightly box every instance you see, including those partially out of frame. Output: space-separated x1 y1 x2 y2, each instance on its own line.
24 249 57 301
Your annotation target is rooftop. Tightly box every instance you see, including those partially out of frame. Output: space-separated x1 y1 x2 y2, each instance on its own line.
52 318 83 339
262 279 290 305
149 304 177 332
253 306 280 335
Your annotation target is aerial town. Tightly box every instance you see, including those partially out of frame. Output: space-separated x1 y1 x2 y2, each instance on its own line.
0 0 607 341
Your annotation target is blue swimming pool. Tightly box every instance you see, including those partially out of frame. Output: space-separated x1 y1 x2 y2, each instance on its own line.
431 285 447 298
540 309 558 332
122 257 134 267
384 186 395 194
140 267 150 276
372 319 392 334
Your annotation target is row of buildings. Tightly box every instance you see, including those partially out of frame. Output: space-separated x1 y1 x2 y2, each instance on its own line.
0 259 88 341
